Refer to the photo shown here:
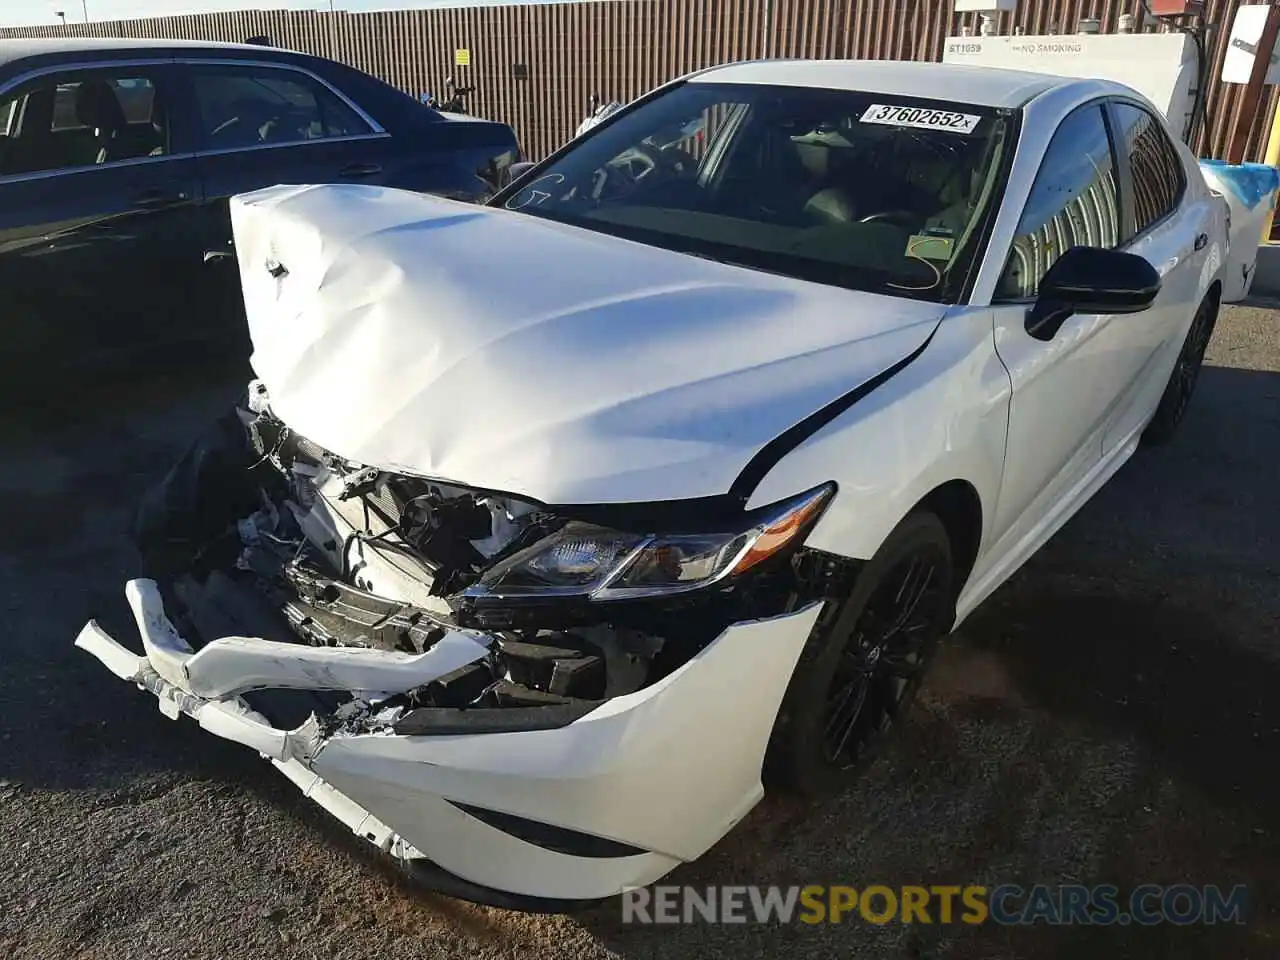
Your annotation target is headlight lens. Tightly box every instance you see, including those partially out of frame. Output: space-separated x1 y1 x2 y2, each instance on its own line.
463 483 833 602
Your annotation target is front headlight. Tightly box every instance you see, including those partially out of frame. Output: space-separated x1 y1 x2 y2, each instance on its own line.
462 483 834 602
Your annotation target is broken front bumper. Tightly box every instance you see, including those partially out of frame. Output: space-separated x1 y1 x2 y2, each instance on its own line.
77 579 821 909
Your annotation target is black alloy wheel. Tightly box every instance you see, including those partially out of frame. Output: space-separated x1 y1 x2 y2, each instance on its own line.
820 545 949 767
766 510 956 796
1143 292 1219 445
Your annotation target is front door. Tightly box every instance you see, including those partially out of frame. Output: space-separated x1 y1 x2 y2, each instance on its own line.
987 102 1133 547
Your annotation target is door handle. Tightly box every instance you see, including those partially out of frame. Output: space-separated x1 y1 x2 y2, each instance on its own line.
339 162 383 178
131 189 188 209
1194 233 1208 252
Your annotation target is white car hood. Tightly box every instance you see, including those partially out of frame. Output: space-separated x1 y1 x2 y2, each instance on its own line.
231 184 944 505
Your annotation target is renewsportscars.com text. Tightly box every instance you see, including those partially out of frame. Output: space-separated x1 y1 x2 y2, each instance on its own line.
621 884 1248 926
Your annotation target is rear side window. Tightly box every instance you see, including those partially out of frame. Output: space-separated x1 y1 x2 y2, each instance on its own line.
1111 102 1185 239
191 64 371 151
52 77 156 130
997 104 1120 300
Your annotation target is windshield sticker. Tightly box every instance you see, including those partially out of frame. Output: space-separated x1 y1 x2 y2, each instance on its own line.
906 234 956 262
860 104 981 134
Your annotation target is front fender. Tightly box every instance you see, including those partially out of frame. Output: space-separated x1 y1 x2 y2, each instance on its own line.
746 306 1009 569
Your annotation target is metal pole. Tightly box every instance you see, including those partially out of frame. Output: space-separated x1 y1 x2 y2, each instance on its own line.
327 2 338 61
1228 0 1280 164
81 0 88 22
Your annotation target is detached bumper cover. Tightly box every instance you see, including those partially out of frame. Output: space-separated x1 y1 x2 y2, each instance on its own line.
77 580 822 903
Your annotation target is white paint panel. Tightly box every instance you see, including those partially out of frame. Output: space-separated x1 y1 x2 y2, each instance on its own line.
310 603 824 868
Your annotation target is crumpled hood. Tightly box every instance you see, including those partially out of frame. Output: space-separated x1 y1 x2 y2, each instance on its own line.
231 184 944 505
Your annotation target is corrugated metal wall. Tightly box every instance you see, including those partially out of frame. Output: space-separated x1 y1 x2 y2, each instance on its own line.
2 0 1275 162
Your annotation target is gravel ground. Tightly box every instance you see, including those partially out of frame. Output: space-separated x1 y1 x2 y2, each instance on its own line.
2 305 1278 960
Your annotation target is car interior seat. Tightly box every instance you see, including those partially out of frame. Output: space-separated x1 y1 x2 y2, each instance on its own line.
920 166 980 235
795 130 863 224
74 80 129 164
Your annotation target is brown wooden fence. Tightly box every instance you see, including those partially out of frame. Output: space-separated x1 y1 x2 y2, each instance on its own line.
2 0 1276 163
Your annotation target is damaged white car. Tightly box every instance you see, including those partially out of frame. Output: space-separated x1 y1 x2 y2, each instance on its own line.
79 60 1226 910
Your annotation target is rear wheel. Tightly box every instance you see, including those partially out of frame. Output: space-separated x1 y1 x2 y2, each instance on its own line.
1143 291 1219 445
766 511 955 796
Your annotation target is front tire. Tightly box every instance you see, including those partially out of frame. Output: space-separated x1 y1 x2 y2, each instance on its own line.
1143 291 1219 445
766 511 956 796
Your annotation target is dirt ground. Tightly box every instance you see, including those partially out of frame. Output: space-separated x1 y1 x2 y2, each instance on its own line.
1 305 1277 960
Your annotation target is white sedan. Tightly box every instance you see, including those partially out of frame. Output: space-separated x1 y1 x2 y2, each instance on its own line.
78 59 1227 910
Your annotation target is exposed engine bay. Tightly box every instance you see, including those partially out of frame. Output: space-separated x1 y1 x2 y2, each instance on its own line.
133 381 845 737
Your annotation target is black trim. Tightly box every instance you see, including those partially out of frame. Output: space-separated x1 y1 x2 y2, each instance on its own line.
401 857 610 913
392 700 602 735
727 325 939 503
448 800 651 859
553 493 744 532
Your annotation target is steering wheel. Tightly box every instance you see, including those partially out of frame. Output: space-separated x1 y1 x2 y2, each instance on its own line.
593 147 661 201
210 111 285 148
858 210 917 227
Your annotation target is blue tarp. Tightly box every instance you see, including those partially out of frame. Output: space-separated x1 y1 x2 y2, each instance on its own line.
1199 160 1280 211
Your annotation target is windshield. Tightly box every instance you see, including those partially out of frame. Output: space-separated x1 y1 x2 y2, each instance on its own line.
496 82 1013 303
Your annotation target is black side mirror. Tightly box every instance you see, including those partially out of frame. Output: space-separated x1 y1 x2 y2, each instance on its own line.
506 160 537 185
1026 246 1161 341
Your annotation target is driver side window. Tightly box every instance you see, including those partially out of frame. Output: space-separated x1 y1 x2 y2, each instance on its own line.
190 64 370 152
997 103 1120 300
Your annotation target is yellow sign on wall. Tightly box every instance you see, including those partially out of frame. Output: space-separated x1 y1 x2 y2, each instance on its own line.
454 48 471 66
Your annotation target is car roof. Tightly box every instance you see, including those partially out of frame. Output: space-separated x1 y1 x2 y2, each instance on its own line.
0 36 294 70
690 59 1083 109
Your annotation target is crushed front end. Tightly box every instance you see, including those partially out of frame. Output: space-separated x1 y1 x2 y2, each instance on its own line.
77 382 838 909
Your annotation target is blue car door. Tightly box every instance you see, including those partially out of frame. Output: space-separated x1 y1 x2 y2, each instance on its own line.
0 61 208 374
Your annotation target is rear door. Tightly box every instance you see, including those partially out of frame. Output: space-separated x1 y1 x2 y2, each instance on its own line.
179 59 401 324
186 59 398 203
0 62 206 372
1100 98 1208 452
